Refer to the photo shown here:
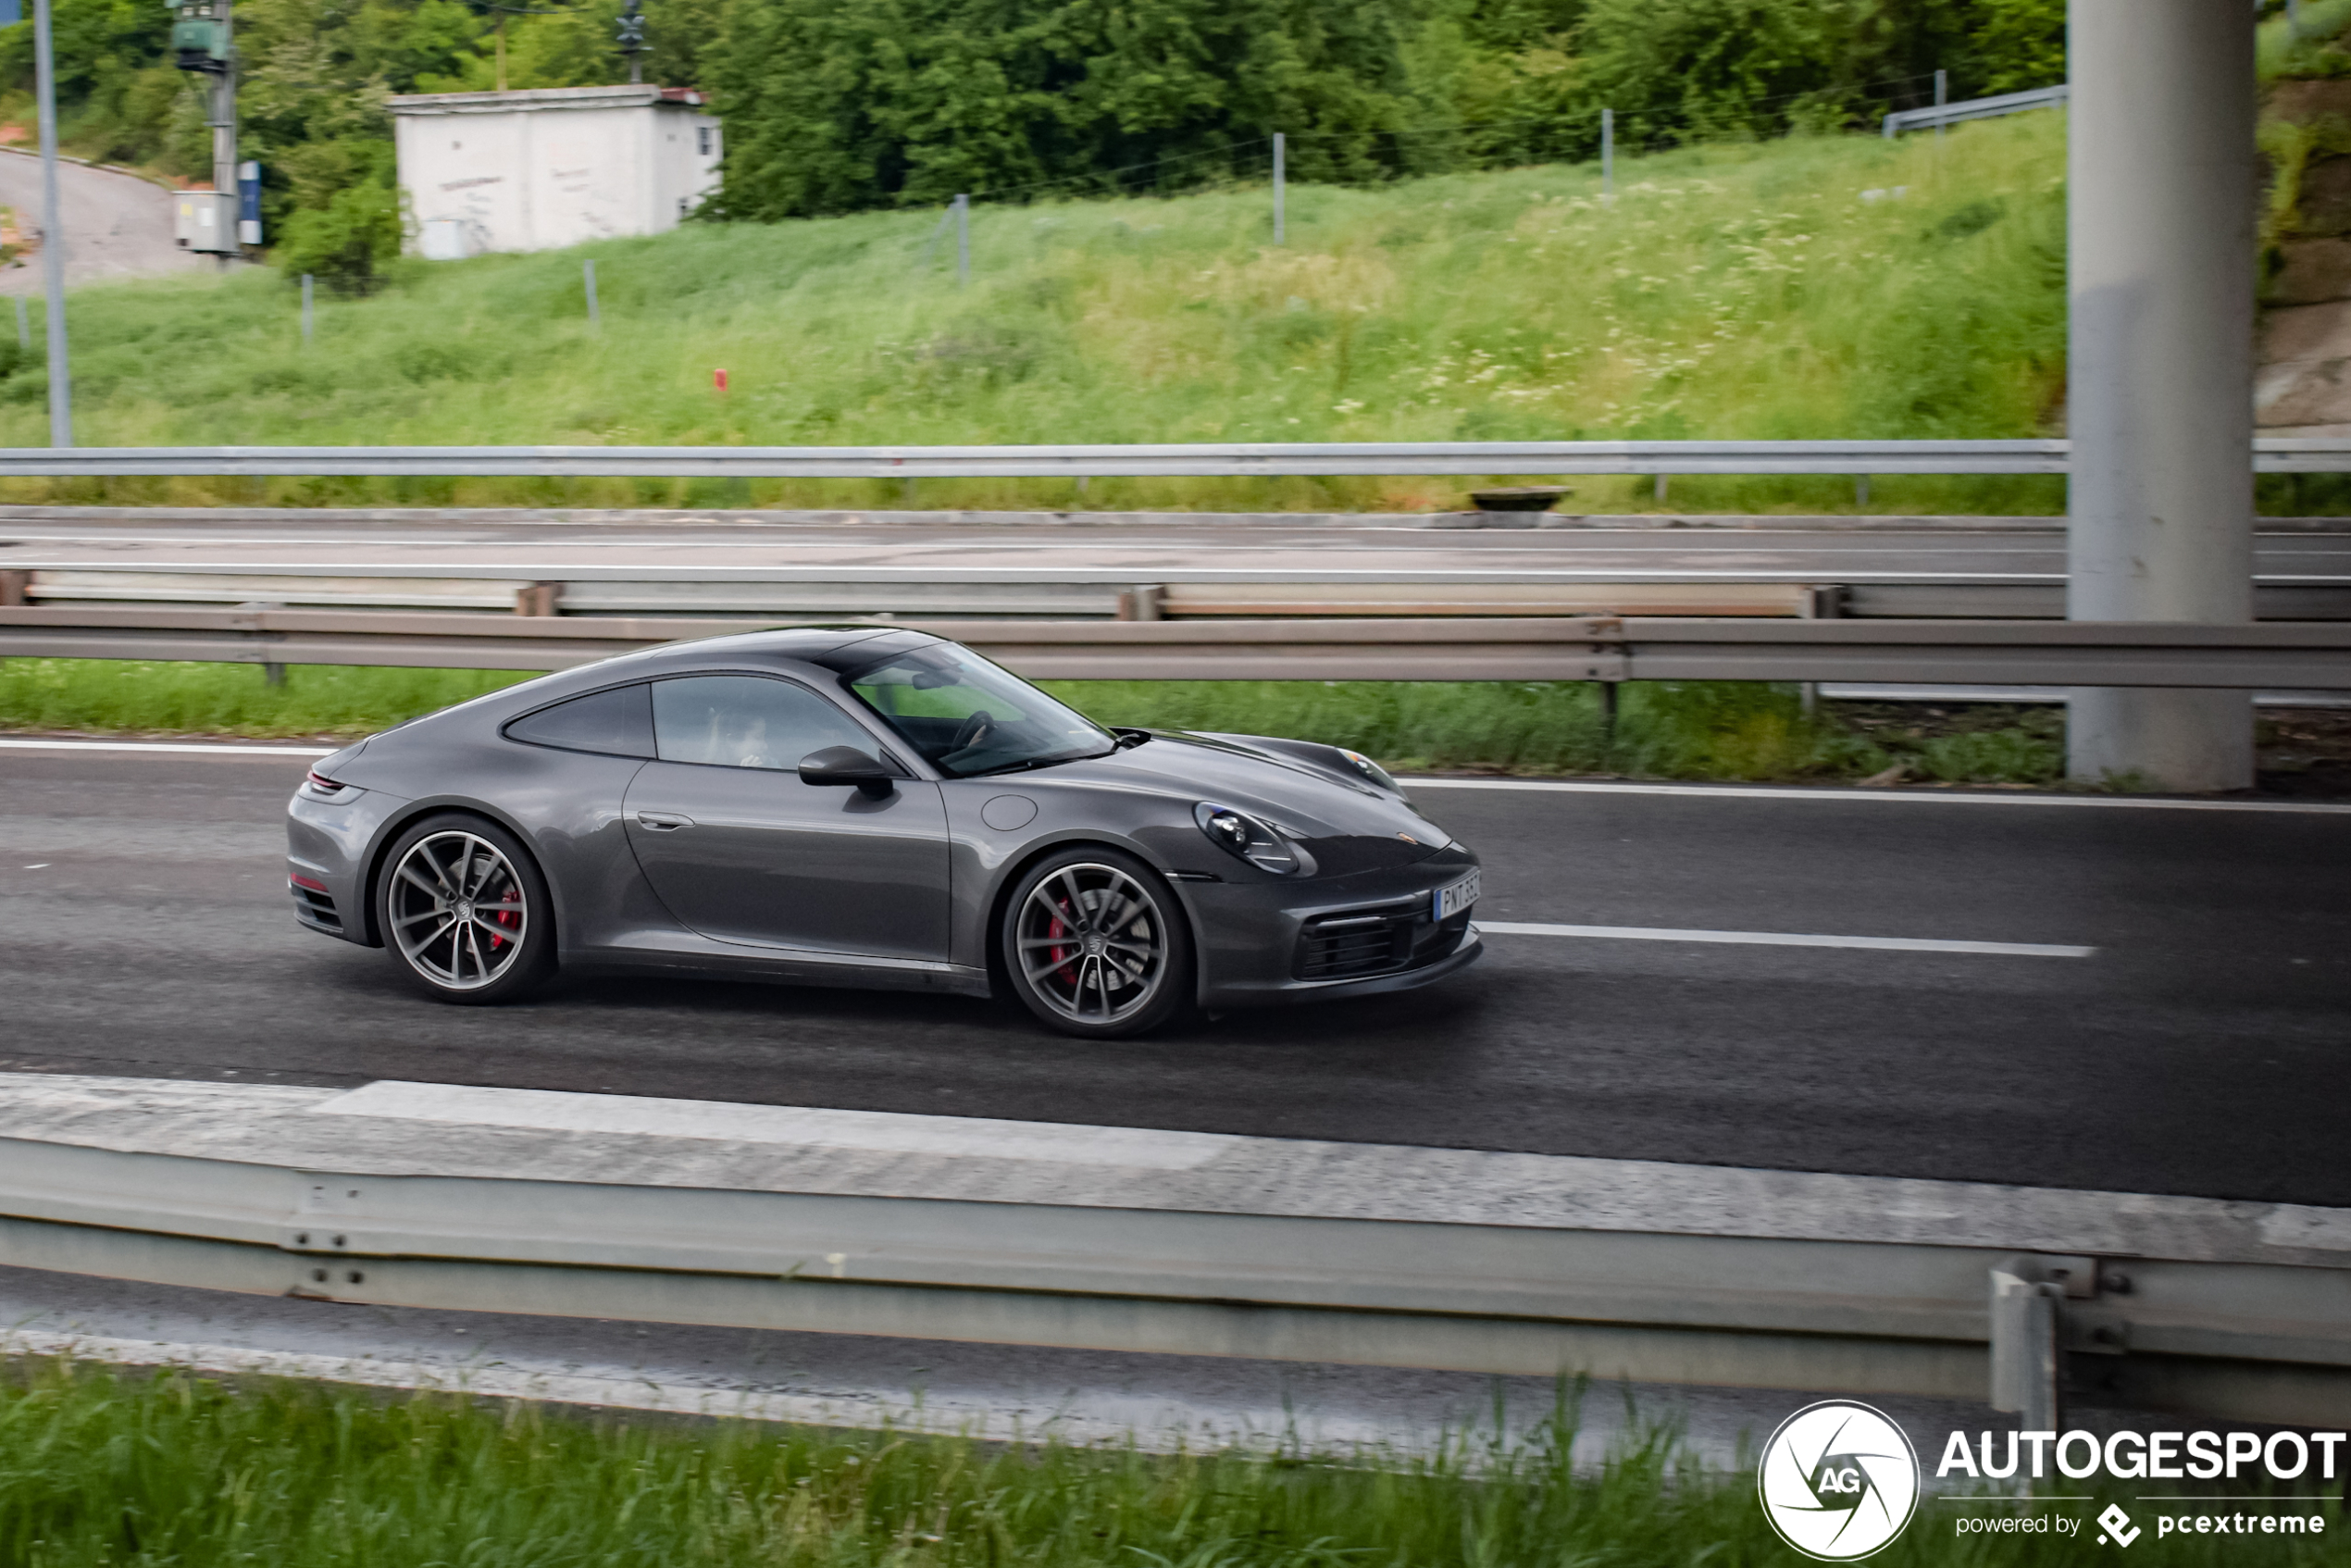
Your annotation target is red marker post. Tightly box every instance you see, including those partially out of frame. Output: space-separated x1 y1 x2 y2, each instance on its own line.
714 368 729 392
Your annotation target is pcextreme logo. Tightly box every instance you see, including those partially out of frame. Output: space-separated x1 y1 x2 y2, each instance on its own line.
1758 1400 1922 1561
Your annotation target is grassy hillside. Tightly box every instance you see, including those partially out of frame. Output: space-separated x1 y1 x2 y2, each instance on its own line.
0 112 2067 514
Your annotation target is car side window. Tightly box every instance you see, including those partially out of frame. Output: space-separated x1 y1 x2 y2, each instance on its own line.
652 675 876 771
504 682 655 757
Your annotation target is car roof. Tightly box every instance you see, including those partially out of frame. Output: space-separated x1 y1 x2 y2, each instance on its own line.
580 626 946 679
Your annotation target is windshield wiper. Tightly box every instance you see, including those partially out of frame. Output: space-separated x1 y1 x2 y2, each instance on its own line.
960 746 1118 778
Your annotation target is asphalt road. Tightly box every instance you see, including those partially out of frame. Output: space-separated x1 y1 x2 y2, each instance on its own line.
0 148 204 292
3 746 2346 1206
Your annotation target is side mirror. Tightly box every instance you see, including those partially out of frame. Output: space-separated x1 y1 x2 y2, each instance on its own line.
799 745 896 799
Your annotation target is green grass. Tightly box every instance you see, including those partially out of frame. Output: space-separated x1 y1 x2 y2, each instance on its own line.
0 1359 2336 1567
0 658 536 738
0 113 2067 516
0 659 2070 786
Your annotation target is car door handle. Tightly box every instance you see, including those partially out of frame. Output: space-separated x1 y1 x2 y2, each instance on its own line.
634 811 693 830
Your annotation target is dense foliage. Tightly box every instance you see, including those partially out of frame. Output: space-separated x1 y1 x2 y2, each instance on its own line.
706 0 2070 218
0 0 2062 245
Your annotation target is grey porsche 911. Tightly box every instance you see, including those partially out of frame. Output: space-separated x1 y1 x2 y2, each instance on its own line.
285 628 1480 1039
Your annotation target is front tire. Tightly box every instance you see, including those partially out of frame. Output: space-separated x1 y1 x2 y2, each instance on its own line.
376 813 556 1004
1001 848 1193 1039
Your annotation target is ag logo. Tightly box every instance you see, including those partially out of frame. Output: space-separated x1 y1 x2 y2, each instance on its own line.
1758 1400 1921 1561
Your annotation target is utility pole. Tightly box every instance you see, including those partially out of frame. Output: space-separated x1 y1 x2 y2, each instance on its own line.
1272 132 1285 244
1934 68 1947 139
1600 108 1613 198
32 0 69 446
168 0 242 268
2066 0 2256 790
616 0 646 84
206 1 236 270
953 193 969 287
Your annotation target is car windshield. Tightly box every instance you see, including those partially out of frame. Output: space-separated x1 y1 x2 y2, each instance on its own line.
844 643 1116 778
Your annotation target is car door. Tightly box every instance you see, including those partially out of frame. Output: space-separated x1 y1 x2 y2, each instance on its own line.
621 672 951 961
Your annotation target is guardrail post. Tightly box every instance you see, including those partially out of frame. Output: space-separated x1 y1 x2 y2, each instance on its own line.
0 569 25 607
1117 585 1163 622
1797 585 1842 715
230 599 287 684
1989 1259 2064 1429
514 582 561 617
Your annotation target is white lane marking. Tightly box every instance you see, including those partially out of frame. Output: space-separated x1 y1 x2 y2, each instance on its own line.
312 1080 1240 1170
1407 778 2351 815
0 739 336 756
1476 921 2095 958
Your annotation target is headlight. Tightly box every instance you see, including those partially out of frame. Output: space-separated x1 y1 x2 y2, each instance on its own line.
1337 748 1400 792
1194 802 1305 875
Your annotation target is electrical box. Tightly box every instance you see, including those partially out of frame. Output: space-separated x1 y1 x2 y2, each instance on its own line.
169 12 229 71
173 191 239 254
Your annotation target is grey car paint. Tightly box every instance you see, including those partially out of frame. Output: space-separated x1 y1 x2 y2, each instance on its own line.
286 628 1481 1014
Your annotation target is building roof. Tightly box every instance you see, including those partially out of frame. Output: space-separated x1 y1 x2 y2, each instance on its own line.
386 84 705 116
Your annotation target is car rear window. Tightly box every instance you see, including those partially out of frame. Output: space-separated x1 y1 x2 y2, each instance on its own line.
504 683 656 757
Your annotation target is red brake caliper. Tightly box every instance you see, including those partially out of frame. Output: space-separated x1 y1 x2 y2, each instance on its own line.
1048 899 1074 993
485 878 519 952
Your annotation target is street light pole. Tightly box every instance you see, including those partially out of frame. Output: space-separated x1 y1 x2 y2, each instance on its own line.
32 0 70 447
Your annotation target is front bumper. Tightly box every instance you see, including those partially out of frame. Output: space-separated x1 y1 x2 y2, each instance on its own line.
1221 924 1483 1008
1184 845 1484 1010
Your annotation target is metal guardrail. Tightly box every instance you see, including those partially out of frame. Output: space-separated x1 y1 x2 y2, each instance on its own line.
0 1129 2344 1427
0 440 2070 479
0 437 2340 478
0 434 2332 479
13 566 2351 623
6 604 2351 687
0 439 1975 478
1883 83 2070 137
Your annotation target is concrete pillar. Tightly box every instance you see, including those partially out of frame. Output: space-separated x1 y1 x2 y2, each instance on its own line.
2066 0 2258 791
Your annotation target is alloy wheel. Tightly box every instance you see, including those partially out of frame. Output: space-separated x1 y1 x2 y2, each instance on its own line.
388 830 530 990
1014 863 1168 1025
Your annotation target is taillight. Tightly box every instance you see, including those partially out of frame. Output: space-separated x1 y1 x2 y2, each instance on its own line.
289 873 329 892
302 771 355 801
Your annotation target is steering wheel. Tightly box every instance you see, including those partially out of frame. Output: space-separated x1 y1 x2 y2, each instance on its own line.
949 710 995 753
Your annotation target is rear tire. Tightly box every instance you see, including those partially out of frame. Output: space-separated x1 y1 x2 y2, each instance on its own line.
375 813 556 1005
1001 847 1193 1039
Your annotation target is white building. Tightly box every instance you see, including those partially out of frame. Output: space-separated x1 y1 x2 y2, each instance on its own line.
388 84 722 257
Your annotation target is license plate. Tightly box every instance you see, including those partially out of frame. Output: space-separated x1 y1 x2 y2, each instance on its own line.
1433 870 1480 921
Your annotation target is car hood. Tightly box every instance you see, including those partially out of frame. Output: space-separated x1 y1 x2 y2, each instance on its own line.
1026 732 1457 875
